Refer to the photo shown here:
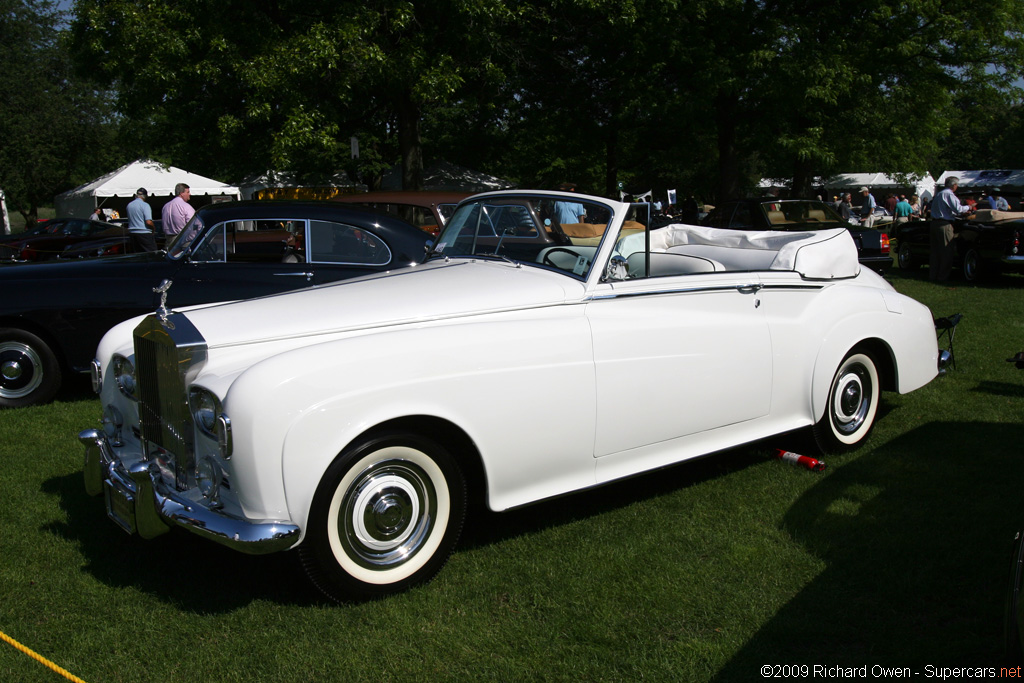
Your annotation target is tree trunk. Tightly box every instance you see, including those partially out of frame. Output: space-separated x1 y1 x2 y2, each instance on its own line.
397 90 424 191
605 125 619 198
715 93 741 202
790 155 815 199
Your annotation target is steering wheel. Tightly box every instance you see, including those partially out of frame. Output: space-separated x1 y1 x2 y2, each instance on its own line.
542 247 587 270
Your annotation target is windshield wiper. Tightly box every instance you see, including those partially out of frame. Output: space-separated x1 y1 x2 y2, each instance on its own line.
478 253 520 268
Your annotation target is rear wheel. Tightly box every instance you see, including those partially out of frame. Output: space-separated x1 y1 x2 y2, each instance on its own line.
812 351 880 454
0 328 61 408
299 432 466 602
897 241 917 269
962 247 981 282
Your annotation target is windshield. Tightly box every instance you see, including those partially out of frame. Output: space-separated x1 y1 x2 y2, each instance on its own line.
166 213 206 259
430 194 615 279
759 200 845 225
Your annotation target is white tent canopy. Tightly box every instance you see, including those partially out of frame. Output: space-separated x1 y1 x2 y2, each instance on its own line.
936 169 1024 191
759 172 936 203
823 172 936 203
1 189 9 235
55 159 240 218
238 170 365 200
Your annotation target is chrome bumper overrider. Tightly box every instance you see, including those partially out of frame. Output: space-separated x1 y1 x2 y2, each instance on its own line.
80 429 299 555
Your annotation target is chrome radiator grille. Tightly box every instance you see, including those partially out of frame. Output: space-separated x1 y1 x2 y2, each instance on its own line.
133 313 208 490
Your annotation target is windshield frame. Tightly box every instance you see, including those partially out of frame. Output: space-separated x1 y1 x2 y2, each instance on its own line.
429 192 620 281
165 213 206 259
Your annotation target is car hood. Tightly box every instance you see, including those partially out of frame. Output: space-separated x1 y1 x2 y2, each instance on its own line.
175 259 587 349
0 250 166 278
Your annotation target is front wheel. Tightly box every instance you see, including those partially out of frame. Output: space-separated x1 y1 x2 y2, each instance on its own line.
811 351 880 454
0 328 62 408
299 432 466 602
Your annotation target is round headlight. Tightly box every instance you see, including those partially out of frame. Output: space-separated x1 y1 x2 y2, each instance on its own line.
113 355 137 400
190 388 219 435
196 456 222 501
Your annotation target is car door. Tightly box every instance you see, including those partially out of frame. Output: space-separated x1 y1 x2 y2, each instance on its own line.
304 219 398 285
166 218 323 306
586 261 773 458
166 217 398 305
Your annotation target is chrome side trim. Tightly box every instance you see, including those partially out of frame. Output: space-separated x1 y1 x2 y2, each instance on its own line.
587 281 823 301
80 429 300 554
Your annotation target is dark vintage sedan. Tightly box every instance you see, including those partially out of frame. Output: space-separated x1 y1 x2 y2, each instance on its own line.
895 209 1024 281
0 201 431 407
702 199 892 274
0 217 128 262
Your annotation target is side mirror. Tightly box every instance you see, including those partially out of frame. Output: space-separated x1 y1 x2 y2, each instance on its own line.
603 254 629 281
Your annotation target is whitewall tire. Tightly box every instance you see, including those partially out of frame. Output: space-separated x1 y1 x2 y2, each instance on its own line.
812 351 880 454
299 432 466 601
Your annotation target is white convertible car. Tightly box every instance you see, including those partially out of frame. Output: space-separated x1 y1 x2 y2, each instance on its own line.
81 190 942 601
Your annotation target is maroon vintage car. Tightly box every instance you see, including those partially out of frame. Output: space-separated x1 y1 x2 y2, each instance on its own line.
333 191 469 236
0 217 128 262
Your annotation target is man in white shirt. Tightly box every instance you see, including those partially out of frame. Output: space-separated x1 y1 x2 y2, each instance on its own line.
929 176 972 282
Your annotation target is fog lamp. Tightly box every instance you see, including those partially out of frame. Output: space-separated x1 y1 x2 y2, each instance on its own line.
101 404 124 446
196 456 222 502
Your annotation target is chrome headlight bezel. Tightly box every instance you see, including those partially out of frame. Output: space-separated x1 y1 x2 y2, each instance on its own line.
112 354 138 401
188 386 232 459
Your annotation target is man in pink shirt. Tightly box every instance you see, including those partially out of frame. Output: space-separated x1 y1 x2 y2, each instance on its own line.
161 183 195 235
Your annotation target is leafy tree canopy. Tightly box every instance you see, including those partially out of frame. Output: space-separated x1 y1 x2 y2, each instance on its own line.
0 0 120 220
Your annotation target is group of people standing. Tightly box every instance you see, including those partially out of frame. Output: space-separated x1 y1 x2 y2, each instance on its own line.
125 183 195 252
830 188 926 227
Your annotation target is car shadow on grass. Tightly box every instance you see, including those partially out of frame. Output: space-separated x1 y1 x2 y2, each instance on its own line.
457 421 840 553
40 472 324 611
710 421 1023 677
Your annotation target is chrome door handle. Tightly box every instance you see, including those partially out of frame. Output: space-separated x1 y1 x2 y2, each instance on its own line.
736 283 763 294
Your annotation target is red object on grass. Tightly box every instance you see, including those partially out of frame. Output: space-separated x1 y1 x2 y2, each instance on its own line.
775 449 826 472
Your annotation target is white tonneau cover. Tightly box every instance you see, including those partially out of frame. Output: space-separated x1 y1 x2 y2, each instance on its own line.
969 209 1024 223
617 224 860 279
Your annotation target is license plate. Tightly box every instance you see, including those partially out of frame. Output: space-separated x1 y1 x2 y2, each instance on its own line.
104 479 137 535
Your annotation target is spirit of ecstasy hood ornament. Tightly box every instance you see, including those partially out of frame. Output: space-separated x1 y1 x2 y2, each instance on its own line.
154 279 174 326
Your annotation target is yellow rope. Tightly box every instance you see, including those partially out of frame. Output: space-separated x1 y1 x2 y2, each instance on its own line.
0 630 88 683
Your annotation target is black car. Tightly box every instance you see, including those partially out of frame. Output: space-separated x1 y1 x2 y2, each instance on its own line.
0 217 128 262
702 199 892 274
0 201 431 407
895 209 1024 282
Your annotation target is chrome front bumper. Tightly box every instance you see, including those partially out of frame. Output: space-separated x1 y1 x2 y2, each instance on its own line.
80 429 299 555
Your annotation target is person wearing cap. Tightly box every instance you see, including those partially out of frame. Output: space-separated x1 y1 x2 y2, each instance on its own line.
859 186 877 227
929 176 973 282
127 187 157 252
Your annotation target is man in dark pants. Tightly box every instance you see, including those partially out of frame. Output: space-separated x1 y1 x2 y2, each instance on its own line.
929 176 972 282
126 187 157 252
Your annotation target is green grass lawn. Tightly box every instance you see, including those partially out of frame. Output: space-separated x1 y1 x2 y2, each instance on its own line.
7 207 56 233
1 266 1023 682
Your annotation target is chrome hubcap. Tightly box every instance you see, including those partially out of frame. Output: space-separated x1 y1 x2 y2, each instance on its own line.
0 342 43 399
340 460 436 569
832 366 870 434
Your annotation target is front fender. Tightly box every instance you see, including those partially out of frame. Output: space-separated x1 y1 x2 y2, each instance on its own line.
222 308 597 540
